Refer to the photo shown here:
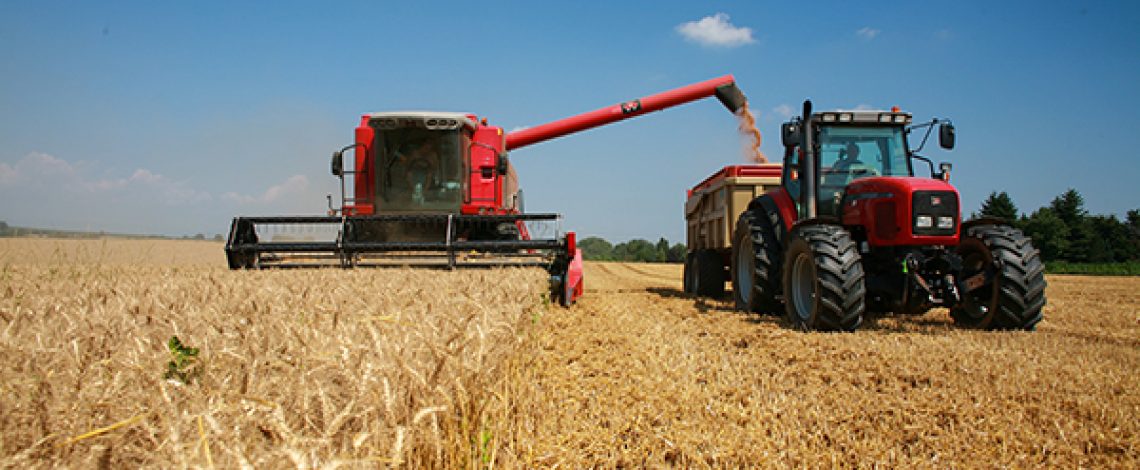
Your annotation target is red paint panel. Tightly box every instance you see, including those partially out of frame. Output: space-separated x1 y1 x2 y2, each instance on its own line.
463 125 503 214
844 177 960 246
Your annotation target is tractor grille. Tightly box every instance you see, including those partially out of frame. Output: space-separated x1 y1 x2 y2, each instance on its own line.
912 190 958 236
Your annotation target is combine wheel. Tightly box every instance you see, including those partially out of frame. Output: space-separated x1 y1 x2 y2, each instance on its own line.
782 225 865 332
732 210 782 314
951 225 1046 330
693 249 726 298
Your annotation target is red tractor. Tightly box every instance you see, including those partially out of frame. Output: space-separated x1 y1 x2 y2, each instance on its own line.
225 75 748 306
732 100 1046 331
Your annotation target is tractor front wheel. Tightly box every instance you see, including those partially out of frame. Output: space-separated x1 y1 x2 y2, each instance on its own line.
782 225 865 332
950 225 1046 330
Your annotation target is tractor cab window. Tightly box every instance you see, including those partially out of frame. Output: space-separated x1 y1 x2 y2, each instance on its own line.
815 125 910 215
374 127 467 212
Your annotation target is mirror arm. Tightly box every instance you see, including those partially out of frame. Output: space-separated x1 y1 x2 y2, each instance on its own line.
911 154 936 178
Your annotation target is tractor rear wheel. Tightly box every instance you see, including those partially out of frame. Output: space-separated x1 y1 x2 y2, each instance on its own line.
782 225 865 332
951 224 1046 330
732 211 782 314
693 249 726 298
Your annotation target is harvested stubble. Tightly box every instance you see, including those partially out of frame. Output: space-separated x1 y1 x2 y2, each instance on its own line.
0 238 547 468
483 263 1139 468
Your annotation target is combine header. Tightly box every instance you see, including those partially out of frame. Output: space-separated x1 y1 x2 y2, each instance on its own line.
225 75 748 305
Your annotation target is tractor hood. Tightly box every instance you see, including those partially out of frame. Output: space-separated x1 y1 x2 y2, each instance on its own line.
843 176 961 247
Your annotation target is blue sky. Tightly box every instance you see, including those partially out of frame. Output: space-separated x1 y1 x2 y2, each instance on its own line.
2 1 1138 243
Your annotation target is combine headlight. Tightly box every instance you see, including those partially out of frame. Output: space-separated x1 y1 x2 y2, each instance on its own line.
878 114 892 123
822 113 837 122
915 215 933 228
839 113 853 122
937 216 955 229
893 114 908 123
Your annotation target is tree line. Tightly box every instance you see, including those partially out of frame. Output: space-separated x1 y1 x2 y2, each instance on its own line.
578 236 688 263
976 189 1139 264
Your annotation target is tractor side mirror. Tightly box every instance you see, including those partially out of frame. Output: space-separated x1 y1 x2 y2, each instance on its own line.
781 122 801 147
937 162 952 182
331 151 343 177
939 122 956 150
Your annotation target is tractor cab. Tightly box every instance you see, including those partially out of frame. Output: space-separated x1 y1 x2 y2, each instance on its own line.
781 109 922 218
364 112 475 213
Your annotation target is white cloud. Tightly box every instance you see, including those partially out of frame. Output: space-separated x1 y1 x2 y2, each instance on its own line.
853 103 876 111
0 152 210 205
772 104 795 119
856 27 881 40
222 175 310 204
509 125 530 133
676 13 755 47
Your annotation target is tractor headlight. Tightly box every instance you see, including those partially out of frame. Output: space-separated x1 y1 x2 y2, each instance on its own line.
915 215 933 229
937 216 955 229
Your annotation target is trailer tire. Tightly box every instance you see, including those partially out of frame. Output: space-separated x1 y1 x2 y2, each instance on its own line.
951 224 1046 330
782 225 865 332
694 249 726 298
683 252 696 294
732 211 782 315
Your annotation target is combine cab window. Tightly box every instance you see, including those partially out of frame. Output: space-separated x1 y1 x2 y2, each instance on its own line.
374 128 468 213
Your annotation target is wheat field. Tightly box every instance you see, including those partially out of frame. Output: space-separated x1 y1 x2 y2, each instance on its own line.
1 238 1137 468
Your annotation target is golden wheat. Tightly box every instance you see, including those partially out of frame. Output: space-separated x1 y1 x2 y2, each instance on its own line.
0 238 547 468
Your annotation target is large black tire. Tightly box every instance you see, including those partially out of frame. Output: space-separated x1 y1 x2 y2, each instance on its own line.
951 225 1046 330
693 249 726 298
682 252 695 294
731 210 782 314
781 225 865 332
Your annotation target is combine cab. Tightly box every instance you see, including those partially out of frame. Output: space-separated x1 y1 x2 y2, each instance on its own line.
226 75 749 306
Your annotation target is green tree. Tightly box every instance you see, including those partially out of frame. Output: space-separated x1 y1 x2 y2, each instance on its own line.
578 236 613 261
1050 188 1087 227
1129 209 1140 261
613 239 657 262
667 243 687 263
1087 215 1137 262
975 191 1019 221
655 238 670 263
0 221 8 237
1048 189 1092 262
1021 207 1068 262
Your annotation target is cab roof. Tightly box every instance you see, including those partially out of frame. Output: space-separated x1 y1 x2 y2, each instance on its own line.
366 111 478 131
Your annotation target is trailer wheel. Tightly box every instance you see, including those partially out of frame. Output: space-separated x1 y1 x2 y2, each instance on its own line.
683 252 695 294
951 225 1046 330
782 225 865 332
693 249 726 298
732 211 782 314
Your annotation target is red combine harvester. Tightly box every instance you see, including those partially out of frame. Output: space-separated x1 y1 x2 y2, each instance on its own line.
225 75 748 305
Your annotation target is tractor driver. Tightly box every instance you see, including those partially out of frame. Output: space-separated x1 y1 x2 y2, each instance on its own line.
833 142 879 179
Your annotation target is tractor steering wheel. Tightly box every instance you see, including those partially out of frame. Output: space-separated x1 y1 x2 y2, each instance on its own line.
845 161 880 178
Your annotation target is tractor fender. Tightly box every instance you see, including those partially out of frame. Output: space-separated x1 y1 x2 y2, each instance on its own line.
746 189 797 248
961 217 1011 232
